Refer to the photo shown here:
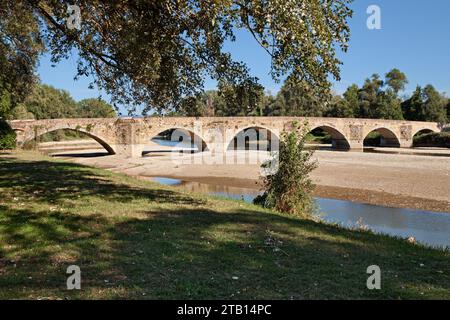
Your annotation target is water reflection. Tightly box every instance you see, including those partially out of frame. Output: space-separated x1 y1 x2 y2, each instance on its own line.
149 176 450 249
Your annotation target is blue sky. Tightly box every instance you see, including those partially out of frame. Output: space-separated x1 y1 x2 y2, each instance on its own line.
38 0 450 114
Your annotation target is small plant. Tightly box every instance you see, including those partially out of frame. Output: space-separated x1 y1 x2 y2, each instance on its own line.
254 122 317 218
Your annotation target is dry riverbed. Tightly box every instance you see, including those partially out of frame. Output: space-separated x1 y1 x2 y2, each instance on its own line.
43 140 450 213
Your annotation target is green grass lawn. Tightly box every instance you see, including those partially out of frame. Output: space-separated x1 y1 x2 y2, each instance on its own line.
0 151 449 299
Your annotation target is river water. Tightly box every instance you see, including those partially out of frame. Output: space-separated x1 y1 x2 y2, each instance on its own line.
149 177 450 249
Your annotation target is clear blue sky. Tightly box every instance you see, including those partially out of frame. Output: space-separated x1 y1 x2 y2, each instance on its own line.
38 0 450 114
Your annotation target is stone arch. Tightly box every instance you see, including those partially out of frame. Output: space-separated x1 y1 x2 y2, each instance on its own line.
147 127 209 152
364 127 401 148
227 126 280 152
308 125 351 150
22 127 116 155
412 127 436 138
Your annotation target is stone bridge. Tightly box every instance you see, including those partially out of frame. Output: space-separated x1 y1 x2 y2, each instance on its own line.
8 117 442 158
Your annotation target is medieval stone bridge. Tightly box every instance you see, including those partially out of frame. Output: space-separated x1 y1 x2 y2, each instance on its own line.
8 117 442 158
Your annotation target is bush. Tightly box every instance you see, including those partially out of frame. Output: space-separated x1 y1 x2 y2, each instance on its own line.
413 132 450 148
254 122 317 217
363 132 382 147
0 120 16 150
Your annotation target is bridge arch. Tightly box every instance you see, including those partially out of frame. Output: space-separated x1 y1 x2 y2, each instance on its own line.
227 126 280 152
22 127 116 155
307 125 351 150
363 127 401 148
147 127 209 153
412 127 437 138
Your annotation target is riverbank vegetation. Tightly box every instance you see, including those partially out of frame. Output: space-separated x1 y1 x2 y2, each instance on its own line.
414 132 450 148
0 151 449 299
255 124 317 217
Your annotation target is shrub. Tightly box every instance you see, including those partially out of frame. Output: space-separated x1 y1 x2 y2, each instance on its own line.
413 132 450 148
254 122 318 217
363 132 382 146
0 120 16 150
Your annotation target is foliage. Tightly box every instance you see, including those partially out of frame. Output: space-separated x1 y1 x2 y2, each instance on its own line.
385 68 408 94
21 84 78 119
0 2 44 118
0 120 16 150
402 85 448 123
216 78 265 116
401 86 424 121
447 99 450 120
77 98 116 118
363 131 382 147
175 90 223 116
324 95 355 118
0 88 12 118
421 85 448 123
3 0 352 114
9 103 35 120
255 122 317 217
9 84 116 120
374 89 403 120
266 80 324 116
413 132 450 148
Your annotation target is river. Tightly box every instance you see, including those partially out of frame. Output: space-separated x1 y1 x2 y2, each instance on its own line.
149 176 450 249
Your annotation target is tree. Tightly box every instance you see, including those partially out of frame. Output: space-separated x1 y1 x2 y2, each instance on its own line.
216 78 265 116
447 99 450 121
385 68 408 94
269 80 324 117
374 90 403 120
21 84 78 120
0 2 43 118
324 95 355 118
9 103 35 120
0 119 15 150
175 90 223 117
402 86 423 121
77 98 116 118
254 122 317 217
4 0 352 115
358 74 383 118
0 87 12 119
402 85 448 123
357 70 405 120
343 84 360 116
421 85 447 123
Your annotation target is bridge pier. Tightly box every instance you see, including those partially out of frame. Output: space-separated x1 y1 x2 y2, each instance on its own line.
112 144 146 158
399 139 413 148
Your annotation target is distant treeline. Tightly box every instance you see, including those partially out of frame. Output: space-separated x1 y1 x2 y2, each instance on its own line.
173 69 450 124
7 83 116 120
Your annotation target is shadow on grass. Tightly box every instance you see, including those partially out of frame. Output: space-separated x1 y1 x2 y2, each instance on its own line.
0 156 449 299
0 157 204 206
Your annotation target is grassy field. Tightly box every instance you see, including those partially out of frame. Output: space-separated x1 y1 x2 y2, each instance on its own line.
0 151 449 300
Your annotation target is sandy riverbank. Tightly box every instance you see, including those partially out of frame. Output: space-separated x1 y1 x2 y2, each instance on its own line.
45 141 450 213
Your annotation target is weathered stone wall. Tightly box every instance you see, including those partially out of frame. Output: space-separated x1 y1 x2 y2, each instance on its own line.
8 117 442 157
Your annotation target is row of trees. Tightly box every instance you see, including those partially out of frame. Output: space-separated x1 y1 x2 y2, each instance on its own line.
175 69 449 123
6 83 116 120
3 69 448 124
